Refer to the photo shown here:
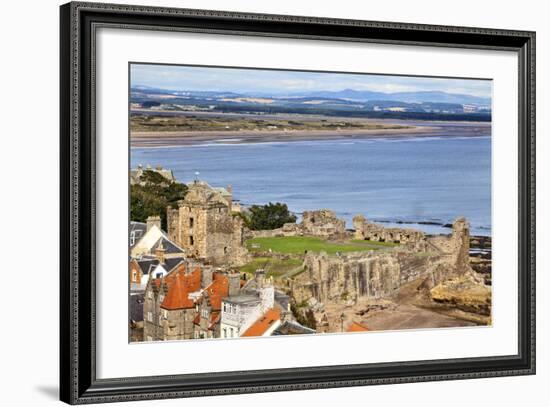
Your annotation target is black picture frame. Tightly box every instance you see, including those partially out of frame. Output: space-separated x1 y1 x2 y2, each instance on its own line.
60 2 536 404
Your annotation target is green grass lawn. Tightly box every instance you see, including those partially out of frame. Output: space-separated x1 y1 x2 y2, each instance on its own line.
239 256 303 278
246 236 397 255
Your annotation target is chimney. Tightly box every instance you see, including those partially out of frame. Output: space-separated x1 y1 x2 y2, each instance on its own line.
154 240 166 264
146 215 161 232
255 269 266 289
201 265 213 288
228 272 241 297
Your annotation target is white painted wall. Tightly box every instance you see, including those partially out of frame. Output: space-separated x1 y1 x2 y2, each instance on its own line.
0 0 547 406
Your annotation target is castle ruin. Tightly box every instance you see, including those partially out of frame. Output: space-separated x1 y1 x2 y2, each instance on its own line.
292 218 474 304
167 180 247 266
353 214 425 244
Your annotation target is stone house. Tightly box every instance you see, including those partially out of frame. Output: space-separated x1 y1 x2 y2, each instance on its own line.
130 164 176 185
167 180 247 266
129 217 186 291
219 270 277 338
143 262 203 341
193 271 240 339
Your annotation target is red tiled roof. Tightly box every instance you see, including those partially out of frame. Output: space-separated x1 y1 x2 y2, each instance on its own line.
160 266 202 310
204 272 229 311
346 321 369 332
242 308 281 337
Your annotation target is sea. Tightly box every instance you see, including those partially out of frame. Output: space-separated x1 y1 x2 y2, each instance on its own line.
131 133 492 237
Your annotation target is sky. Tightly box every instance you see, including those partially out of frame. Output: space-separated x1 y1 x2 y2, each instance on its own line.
131 63 492 98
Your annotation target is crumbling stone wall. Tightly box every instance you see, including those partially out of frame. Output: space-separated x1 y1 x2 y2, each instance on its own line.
247 209 347 239
292 218 473 304
301 210 347 238
353 215 425 244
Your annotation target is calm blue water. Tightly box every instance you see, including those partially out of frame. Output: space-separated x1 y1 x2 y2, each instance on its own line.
131 136 491 236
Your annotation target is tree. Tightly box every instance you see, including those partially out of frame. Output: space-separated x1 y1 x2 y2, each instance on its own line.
247 202 297 230
130 170 188 230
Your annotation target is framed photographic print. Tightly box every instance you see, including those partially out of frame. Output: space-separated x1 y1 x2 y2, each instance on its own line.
60 1 536 404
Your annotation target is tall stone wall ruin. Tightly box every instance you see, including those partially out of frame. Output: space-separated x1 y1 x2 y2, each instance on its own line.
292 218 473 304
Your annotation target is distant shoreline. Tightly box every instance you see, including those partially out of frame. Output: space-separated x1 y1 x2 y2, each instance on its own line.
130 124 490 148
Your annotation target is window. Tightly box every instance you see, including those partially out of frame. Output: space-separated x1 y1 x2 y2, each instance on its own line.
223 303 227 313
222 328 227 338
147 312 153 322
189 217 194 228
132 270 137 282
189 235 194 246
147 291 152 299
230 328 234 338
130 231 135 246
159 294 165 303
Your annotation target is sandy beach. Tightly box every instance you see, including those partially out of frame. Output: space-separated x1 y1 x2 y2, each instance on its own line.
129 125 450 147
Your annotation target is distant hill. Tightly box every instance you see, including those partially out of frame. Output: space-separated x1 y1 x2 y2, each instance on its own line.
294 89 490 105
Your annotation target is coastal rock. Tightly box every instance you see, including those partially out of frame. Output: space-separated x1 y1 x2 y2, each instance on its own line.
430 275 491 316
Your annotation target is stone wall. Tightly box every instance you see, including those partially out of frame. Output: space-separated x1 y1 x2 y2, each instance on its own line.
353 215 425 244
292 218 473 304
167 180 247 266
247 209 347 240
301 210 347 238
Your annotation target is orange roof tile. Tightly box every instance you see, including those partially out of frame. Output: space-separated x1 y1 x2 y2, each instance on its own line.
160 266 202 310
346 321 369 332
204 273 229 311
242 308 281 337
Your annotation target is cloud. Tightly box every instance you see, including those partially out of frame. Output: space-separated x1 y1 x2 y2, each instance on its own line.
130 64 492 98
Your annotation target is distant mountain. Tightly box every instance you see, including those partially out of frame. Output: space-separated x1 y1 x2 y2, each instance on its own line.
131 86 491 107
293 89 490 105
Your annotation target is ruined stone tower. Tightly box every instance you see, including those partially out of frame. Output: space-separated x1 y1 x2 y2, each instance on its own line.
167 180 246 265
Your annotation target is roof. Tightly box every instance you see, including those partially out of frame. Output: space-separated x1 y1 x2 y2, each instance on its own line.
129 222 147 248
151 236 185 255
223 295 261 306
131 224 165 257
272 321 316 336
209 311 220 328
160 266 202 310
136 256 184 276
203 273 229 311
346 321 369 332
184 180 231 206
242 308 281 337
